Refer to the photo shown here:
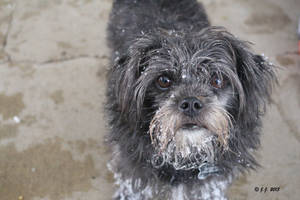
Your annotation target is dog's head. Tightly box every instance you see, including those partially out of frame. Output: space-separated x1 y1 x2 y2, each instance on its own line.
111 27 276 174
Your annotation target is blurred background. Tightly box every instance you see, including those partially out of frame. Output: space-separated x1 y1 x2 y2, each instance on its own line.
0 0 299 199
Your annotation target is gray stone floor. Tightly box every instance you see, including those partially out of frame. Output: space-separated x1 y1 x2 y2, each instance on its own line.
0 0 299 199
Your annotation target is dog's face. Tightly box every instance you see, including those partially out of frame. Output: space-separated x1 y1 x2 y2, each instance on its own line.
111 27 275 173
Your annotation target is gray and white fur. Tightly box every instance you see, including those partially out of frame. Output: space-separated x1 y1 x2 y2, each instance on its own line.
105 0 276 199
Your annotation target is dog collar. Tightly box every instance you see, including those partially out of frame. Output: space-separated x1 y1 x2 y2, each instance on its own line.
197 163 223 180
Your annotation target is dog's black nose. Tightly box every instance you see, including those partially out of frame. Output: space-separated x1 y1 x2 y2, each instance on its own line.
179 97 203 117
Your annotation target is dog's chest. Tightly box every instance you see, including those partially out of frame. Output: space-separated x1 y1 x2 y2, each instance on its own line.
108 145 231 200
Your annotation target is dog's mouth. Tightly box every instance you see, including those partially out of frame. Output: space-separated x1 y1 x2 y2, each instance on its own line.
150 119 220 171
179 123 207 131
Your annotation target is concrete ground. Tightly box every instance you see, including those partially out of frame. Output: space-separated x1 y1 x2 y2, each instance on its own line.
0 0 299 199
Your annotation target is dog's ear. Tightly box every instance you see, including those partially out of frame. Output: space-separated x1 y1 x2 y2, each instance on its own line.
111 53 136 120
232 41 276 123
112 38 161 124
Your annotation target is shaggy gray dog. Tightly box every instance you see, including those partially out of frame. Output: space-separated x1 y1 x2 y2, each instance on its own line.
106 0 276 199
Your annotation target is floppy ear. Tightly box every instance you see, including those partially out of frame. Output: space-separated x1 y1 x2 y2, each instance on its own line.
111 53 138 121
111 37 161 123
219 39 277 169
233 42 276 123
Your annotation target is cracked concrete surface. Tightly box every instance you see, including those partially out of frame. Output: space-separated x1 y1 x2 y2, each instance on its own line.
0 0 299 199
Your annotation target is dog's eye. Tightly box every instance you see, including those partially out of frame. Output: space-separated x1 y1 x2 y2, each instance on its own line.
210 75 225 89
156 76 172 90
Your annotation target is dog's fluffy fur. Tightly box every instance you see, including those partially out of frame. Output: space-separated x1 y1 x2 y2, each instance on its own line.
106 0 276 199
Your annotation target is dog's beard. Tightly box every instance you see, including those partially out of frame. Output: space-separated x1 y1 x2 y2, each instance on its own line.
149 99 232 170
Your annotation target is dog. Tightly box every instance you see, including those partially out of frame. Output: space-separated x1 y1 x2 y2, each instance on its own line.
105 0 276 199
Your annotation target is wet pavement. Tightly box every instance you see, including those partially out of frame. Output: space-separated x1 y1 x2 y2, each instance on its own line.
0 0 299 199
